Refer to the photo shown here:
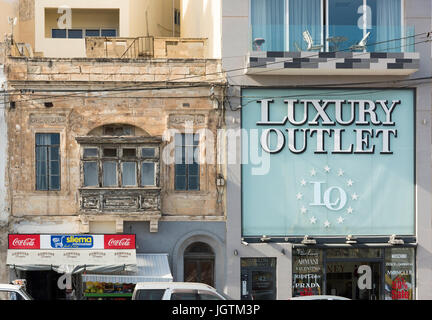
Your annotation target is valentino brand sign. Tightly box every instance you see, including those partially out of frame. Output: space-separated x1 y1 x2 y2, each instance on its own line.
241 88 415 237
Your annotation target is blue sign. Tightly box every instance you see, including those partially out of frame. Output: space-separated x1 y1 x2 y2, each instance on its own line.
241 88 415 236
51 235 94 249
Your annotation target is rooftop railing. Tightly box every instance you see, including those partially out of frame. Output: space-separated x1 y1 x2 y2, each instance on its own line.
85 37 207 59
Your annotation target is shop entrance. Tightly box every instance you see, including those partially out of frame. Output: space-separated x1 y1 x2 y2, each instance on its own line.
293 247 417 300
240 258 276 300
326 261 382 300
324 248 383 300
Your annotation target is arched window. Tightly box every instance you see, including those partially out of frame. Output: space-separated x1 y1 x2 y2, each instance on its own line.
184 242 215 287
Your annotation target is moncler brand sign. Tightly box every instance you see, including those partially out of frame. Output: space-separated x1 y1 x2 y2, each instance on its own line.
257 99 399 154
241 88 415 237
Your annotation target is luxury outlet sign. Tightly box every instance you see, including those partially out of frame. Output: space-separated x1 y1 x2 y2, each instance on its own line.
258 98 399 154
241 88 415 237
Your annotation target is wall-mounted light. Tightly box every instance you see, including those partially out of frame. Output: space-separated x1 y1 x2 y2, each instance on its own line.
388 234 404 245
216 174 225 187
301 235 316 245
346 235 357 244
260 235 271 242
233 249 238 256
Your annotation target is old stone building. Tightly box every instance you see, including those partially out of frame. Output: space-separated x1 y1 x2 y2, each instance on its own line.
1 35 227 298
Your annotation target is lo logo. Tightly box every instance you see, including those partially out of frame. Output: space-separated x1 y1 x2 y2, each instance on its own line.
309 181 347 211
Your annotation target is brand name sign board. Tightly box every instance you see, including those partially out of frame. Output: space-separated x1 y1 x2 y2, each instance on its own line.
8 234 135 250
241 88 415 236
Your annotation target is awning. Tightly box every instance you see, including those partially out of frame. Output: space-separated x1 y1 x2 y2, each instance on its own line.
82 254 173 284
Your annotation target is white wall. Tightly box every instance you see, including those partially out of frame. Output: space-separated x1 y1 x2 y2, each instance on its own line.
181 0 222 59
34 0 130 58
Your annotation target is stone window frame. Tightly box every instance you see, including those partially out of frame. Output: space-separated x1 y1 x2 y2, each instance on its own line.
174 132 201 191
35 132 61 191
78 137 161 189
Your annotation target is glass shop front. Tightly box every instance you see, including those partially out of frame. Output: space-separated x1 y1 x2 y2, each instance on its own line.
292 247 415 300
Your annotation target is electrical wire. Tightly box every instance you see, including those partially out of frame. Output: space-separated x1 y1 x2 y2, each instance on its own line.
0 30 430 107
1 30 429 97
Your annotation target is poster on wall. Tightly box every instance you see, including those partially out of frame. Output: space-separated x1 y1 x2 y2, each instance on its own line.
241 88 415 236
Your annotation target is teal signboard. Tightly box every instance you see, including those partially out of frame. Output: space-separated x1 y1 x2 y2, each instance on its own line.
241 88 415 236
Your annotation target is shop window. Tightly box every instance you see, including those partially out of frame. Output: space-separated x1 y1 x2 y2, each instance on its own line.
81 144 159 188
291 247 415 300
292 248 323 297
241 258 277 300
385 247 415 300
35 133 60 191
184 242 214 287
175 133 200 191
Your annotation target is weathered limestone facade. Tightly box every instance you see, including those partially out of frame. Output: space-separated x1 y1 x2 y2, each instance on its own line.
0 63 9 283
2 55 226 269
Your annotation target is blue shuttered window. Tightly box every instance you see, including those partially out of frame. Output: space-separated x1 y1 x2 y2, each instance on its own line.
175 133 200 191
35 133 60 190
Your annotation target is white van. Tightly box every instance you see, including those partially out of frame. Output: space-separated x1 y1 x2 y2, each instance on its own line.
0 283 33 300
132 282 229 300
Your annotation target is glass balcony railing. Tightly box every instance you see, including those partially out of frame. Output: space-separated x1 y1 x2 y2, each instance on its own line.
250 25 416 53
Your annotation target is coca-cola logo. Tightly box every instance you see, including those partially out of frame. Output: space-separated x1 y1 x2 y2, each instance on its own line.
108 238 131 247
104 235 135 249
12 238 35 247
9 235 40 249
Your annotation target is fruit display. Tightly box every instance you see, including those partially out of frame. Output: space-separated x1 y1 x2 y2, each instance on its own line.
84 281 136 296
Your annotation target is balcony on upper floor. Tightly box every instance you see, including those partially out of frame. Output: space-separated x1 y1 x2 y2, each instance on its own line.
246 0 420 76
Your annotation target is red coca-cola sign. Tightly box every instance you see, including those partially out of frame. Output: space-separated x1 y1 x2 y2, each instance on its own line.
104 235 135 249
9 234 40 249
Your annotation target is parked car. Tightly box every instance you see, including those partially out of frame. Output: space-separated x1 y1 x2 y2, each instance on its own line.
132 282 230 300
289 295 350 300
0 282 33 300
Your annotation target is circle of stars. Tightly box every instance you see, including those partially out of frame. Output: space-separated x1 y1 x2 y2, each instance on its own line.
297 166 359 229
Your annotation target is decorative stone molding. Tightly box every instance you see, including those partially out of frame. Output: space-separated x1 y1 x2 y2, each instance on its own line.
79 188 161 214
29 113 67 125
168 114 206 126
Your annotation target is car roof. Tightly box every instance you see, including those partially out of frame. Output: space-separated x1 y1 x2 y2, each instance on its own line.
290 295 351 300
0 284 22 291
134 282 217 291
